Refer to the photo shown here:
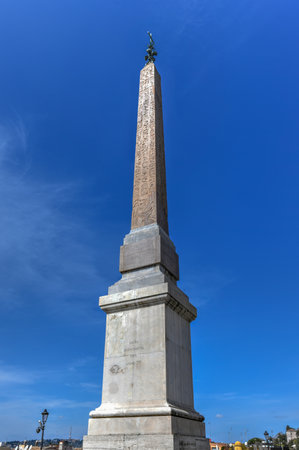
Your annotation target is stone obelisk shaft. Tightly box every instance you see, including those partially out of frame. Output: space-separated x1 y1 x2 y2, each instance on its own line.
131 63 168 234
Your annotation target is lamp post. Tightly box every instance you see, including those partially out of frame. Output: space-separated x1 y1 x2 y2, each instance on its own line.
264 430 270 450
36 409 49 450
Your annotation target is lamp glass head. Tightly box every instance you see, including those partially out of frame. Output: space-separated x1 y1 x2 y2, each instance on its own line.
42 409 49 424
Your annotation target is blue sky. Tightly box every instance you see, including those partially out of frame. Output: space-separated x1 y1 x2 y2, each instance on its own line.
0 0 298 443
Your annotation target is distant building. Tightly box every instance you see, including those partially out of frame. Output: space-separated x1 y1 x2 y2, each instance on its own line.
0 443 11 450
58 441 72 450
43 446 58 450
210 441 230 450
286 429 297 443
15 445 32 450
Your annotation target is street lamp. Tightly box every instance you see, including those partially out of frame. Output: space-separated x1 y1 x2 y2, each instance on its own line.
264 431 269 441
36 409 49 450
264 431 270 450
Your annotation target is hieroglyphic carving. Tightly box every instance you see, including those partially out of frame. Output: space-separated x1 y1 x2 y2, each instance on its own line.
131 63 169 234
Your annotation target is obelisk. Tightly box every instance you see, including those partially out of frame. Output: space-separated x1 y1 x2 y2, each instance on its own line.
83 34 209 450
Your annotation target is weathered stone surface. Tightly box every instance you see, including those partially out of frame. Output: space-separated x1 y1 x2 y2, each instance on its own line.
109 223 179 295
85 289 204 446
99 300 196 409
119 224 179 280
84 434 210 450
83 62 209 449
102 282 197 322
87 413 206 436
131 63 168 234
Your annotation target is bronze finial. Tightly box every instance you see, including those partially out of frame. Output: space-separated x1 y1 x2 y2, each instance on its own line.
145 31 157 65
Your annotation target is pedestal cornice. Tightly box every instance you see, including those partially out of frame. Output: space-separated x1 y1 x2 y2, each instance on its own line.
100 282 197 322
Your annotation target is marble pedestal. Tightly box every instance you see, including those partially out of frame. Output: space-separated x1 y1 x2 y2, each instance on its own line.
83 229 208 449
83 225 209 450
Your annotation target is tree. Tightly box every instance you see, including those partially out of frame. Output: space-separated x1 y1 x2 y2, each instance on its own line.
274 433 287 447
288 438 299 450
248 438 263 446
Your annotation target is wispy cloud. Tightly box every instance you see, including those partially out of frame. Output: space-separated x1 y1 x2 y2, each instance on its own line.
0 119 108 439
79 382 99 391
198 391 264 402
0 119 106 317
182 268 235 306
0 396 95 411
0 363 38 385
172 0 266 73
0 358 100 437
0 357 99 387
68 356 97 372
0 394 96 440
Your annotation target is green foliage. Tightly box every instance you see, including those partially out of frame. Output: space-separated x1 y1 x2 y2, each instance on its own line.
274 433 287 446
288 438 299 450
248 438 263 446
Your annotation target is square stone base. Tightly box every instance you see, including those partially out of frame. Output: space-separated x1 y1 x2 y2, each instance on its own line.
84 406 208 449
83 434 210 450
